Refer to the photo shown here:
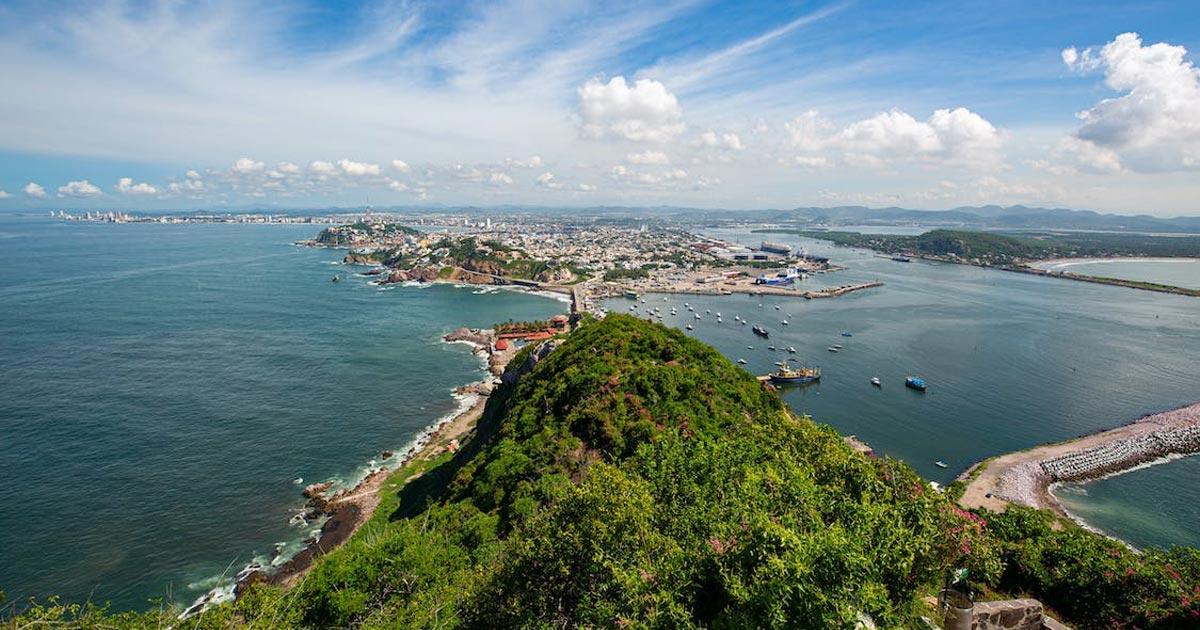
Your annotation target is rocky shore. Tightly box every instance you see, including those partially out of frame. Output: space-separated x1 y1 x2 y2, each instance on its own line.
958 402 1200 520
228 327 521 597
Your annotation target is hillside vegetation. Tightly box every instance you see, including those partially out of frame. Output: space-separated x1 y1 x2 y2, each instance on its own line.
7 315 1200 628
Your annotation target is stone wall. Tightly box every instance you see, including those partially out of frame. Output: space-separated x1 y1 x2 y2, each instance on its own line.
970 599 1045 630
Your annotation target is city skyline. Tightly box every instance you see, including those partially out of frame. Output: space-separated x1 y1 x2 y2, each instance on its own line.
2 0 1199 215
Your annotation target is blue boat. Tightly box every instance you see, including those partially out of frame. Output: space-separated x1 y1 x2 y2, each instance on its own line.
841 331 852 337
905 376 927 391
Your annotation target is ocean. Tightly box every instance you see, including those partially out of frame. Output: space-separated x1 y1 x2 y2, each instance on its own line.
606 227 1200 551
0 215 564 611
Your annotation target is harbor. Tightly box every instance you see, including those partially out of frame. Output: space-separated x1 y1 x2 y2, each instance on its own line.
958 402 1200 520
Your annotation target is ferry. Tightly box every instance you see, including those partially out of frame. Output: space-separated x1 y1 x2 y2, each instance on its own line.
768 359 821 384
871 377 881 387
905 376 927 391
752 325 769 338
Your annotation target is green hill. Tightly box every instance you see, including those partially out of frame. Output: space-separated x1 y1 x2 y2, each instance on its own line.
8 315 1200 628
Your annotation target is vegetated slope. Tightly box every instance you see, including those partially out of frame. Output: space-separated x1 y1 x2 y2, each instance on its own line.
275 314 970 628
8 315 1200 628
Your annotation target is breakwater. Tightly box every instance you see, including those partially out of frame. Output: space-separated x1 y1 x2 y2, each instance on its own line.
959 402 1200 519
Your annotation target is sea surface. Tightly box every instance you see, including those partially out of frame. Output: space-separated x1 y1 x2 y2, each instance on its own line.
606 228 1200 550
1032 257 1200 290
0 215 564 611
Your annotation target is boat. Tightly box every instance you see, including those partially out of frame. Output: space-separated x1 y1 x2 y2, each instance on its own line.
331 274 340 282
752 325 769 338
774 305 780 310
717 317 723 323
832 344 843 349
892 255 912 263
686 324 693 330
695 313 701 320
781 320 789 325
624 289 639 299
767 359 821 384
737 358 747 364
706 309 711 314
747 346 754 350
787 346 796 353
629 305 636 311
841 331 853 337
935 460 948 469
741 320 747 326
716 312 721 317
827 347 839 352
871 377 881 387
905 376 927 391
767 345 776 351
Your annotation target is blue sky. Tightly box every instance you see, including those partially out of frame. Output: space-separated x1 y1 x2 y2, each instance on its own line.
1 0 1198 214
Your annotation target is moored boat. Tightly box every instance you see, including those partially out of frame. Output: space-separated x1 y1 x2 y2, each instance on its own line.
752 325 769 338
768 359 821 384
905 376 927 391
871 377 881 386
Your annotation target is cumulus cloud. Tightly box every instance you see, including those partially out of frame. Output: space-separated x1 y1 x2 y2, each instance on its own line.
185 169 202 179
507 155 543 168
387 179 409 192
578 183 597 192
391 159 411 173
1061 32 1200 172
232 157 265 174
577 76 685 142
610 164 688 187
535 172 561 189
276 162 301 175
115 177 158 195
695 130 744 150
0 189 10 199
783 107 1002 168
625 150 670 165
489 172 514 187
57 180 103 198
24 182 47 198
338 159 381 176
309 160 337 176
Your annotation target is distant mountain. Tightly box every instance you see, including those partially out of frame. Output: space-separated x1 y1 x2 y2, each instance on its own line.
776 205 1200 233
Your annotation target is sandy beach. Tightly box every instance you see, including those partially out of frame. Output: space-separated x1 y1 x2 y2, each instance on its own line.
959 402 1200 519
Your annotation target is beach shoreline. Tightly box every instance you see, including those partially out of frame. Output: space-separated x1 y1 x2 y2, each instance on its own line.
958 402 1200 531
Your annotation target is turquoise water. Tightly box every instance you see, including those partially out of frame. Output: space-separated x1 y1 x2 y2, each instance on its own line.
1056 456 1200 550
1033 258 1200 290
0 216 564 611
608 228 1200 549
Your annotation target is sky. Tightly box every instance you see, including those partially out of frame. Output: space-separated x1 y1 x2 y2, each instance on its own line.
1 0 1198 215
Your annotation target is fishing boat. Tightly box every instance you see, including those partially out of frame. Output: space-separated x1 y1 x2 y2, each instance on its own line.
737 358 747 364
871 377 881 387
787 346 797 353
752 325 769 338
841 331 853 337
624 289 639 299
935 460 948 469
767 345 776 351
767 359 821 384
695 313 701 319
905 376 927 391
781 320 789 325
827 347 839 352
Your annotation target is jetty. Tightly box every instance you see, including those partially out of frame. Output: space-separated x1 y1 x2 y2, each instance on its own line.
958 402 1200 517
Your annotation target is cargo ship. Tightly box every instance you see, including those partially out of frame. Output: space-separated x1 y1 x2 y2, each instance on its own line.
768 359 821 384
753 267 806 286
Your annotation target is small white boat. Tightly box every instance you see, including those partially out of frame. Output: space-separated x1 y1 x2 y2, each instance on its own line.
747 346 754 350
686 324 693 330
717 317 723 323
741 320 747 325
827 347 839 352
787 347 796 353
781 320 789 325
629 305 635 311
871 377 881 386
935 460 948 469
706 309 711 314
695 313 701 319
767 345 776 351
737 358 747 364
832 344 843 349
716 312 721 317
774 305 780 310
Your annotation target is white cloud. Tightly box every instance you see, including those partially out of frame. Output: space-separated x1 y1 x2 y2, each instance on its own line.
625 150 670 165
695 130 744 150
578 183 597 192
508 155 543 168
0 189 9 199
783 107 1002 168
232 157 265 174
337 158 381 176
276 161 301 175
57 179 103 198
391 159 411 173
610 164 688 187
535 171 561 189
791 156 830 168
309 160 337 176
24 182 46 198
577 76 685 142
387 179 409 192
489 172 514 187
115 177 158 195
1063 32 1200 172
185 169 202 179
